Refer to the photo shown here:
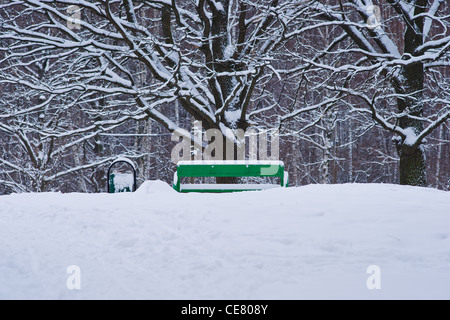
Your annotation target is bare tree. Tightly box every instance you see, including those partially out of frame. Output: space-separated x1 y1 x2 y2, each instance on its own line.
279 0 449 186
0 0 289 188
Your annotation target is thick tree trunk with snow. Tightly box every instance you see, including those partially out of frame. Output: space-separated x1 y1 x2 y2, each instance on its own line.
215 134 244 184
396 72 427 186
396 83 427 186
398 144 426 186
395 0 427 186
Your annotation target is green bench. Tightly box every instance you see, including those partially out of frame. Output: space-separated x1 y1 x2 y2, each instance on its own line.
172 160 289 193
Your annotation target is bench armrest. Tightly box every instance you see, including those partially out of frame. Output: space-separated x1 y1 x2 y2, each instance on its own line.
283 171 289 187
173 171 180 192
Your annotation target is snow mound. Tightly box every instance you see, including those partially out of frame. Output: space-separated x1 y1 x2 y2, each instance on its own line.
135 180 174 194
0 183 449 299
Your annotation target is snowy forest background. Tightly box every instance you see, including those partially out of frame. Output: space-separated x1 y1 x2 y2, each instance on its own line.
0 0 448 194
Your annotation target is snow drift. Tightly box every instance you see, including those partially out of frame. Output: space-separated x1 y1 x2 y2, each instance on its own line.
0 182 449 300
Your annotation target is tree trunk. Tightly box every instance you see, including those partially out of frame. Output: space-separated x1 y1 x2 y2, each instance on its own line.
210 0 243 185
216 176 240 184
395 1 427 186
348 117 353 183
216 132 242 184
435 125 443 187
398 144 426 186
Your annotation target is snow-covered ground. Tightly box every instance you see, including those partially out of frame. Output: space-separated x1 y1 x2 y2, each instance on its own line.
0 182 449 300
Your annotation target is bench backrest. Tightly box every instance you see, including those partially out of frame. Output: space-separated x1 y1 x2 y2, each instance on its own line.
173 160 288 192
